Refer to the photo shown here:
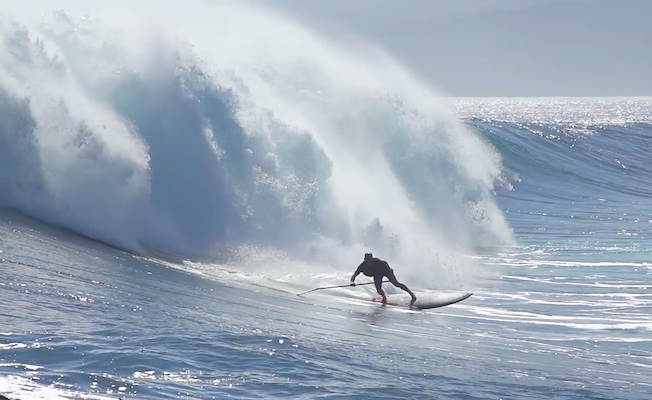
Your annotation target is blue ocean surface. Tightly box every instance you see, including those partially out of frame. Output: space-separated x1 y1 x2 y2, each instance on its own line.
1 4 651 400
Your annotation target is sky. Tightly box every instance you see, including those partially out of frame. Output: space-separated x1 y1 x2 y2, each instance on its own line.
258 0 652 97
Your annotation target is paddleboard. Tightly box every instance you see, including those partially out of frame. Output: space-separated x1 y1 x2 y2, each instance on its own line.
372 291 473 310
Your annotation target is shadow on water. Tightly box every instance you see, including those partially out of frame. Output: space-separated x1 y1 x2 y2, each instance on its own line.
0 206 228 293
348 305 389 327
0 205 225 266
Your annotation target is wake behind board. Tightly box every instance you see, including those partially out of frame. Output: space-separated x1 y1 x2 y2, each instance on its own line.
372 291 473 310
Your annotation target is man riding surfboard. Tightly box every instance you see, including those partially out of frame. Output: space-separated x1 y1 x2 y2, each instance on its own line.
350 252 417 306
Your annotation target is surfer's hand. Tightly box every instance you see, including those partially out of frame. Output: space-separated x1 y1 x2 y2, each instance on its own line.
350 282 356 287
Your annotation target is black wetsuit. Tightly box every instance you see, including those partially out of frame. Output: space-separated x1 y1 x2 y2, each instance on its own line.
353 257 413 296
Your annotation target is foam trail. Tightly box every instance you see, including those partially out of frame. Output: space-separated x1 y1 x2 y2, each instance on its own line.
0 0 515 289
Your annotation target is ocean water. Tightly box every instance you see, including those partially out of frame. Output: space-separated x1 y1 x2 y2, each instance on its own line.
1 3 651 400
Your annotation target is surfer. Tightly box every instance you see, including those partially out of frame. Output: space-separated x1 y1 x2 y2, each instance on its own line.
350 252 417 305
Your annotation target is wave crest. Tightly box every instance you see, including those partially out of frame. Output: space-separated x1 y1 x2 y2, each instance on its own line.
0 6 514 288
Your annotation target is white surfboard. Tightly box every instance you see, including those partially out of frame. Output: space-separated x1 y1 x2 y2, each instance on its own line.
372 291 473 310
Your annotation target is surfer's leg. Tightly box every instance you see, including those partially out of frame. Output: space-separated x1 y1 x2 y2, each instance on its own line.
386 270 417 301
374 275 387 304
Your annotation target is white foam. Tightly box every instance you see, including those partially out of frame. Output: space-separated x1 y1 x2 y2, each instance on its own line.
502 275 651 289
0 374 114 400
0 0 514 291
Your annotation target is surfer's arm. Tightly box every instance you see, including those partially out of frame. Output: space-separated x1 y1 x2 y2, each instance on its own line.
350 264 363 286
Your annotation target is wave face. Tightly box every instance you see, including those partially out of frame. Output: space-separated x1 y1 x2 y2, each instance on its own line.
0 3 513 286
456 97 652 241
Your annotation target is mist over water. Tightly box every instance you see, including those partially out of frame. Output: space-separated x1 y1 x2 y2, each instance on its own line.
0 1 514 290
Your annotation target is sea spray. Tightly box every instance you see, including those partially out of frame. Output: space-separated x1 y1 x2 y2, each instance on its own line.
0 1 514 289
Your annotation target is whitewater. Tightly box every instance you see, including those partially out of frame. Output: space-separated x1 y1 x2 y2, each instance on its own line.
1 2 651 399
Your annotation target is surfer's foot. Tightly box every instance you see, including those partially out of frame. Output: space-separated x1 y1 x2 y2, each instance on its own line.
409 293 417 308
381 296 387 304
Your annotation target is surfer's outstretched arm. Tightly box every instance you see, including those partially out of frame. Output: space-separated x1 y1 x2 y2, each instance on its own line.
350 263 363 286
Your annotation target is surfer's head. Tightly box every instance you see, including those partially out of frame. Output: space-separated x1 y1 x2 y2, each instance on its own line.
364 252 373 262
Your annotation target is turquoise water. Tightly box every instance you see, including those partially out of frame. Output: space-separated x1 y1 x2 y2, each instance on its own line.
1 5 652 399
